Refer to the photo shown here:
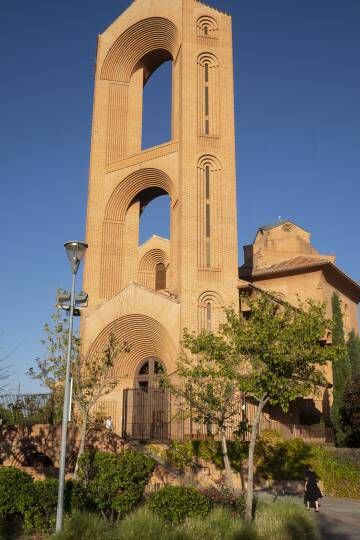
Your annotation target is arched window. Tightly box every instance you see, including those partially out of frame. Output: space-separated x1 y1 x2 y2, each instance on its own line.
197 16 218 38
206 302 212 331
197 155 222 269
198 291 223 331
155 263 166 291
197 53 219 136
135 358 166 392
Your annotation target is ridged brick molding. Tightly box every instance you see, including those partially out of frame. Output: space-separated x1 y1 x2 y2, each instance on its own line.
138 248 169 289
196 15 218 38
198 290 224 330
87 313 177 378
197 52 219 136
197 154 223 270
100 168 175 298
101 17 179 83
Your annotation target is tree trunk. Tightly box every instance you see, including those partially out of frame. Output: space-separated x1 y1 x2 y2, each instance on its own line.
74 410 87 479
245 397 268 521
220 428 234 491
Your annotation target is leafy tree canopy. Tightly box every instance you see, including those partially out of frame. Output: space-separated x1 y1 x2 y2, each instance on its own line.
347 330 360 378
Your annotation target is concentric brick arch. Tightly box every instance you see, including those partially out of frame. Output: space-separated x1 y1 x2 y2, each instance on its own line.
100 168 175 299
105 168 175 223
100 17 179 82
138 248 169 290
87 314 177 379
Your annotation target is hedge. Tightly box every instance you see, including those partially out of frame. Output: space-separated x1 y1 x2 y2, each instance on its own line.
147 485 213 524
77 449 155 520
310 446 360 499
0 467 33 519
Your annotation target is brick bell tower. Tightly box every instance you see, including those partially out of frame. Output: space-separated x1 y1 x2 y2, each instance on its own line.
81 0 238 433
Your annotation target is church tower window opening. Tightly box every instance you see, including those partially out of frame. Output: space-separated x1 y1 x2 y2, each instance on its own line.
142 60 173 150
198 53 219 137
155 263 166 291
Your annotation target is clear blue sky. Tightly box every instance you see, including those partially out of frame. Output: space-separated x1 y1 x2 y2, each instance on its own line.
1 0 359 392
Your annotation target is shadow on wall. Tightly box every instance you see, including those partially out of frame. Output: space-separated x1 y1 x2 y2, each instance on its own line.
0 424 126 472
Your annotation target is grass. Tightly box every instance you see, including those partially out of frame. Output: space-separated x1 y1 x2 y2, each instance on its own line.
255 498 321 540
50 498 319 540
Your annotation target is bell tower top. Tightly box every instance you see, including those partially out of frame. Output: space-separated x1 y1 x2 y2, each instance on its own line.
83 0 238 336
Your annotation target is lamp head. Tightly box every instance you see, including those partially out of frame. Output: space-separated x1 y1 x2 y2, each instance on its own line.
64 241 88 274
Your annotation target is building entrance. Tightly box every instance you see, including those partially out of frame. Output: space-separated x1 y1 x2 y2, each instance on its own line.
125 358 169 440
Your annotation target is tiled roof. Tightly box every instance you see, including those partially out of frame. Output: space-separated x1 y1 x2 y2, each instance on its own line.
239 256 360 298
252 256 332 275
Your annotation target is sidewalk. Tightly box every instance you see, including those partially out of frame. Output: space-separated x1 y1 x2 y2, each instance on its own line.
315 496 360 540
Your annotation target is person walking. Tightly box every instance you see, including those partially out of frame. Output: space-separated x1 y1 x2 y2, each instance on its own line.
304 467 323 512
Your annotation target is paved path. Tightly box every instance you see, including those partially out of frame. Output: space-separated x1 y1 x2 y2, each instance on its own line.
257 491 360 539
315 496 360 540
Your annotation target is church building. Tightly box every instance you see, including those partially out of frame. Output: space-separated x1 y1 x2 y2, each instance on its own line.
81 0 360 441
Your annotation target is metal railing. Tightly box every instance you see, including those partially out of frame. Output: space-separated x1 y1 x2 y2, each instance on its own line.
0 393 54 426
121 387 334 444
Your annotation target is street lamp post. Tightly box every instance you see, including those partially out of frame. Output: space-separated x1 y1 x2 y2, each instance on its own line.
55 241 88 533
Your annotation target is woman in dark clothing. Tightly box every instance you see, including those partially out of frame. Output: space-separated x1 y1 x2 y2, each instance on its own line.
304 468 323 512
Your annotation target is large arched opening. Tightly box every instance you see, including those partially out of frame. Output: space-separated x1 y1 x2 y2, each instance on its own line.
101 169 175 298
142 60 172 150
100 17 179 161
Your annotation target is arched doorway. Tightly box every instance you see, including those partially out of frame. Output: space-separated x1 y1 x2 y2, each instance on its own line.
132 358 169 440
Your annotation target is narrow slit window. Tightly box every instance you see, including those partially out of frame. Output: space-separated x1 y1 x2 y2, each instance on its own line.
205 63 209 83
206 203 210 237
205 166 210 199
205 119 209 134
204 26 209 36
206 241 211 267
205 86 209 116
206 302 212 330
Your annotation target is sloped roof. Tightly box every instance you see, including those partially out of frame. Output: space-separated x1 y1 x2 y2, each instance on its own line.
239 256 360 302
252 256 331 275
258 220 309 233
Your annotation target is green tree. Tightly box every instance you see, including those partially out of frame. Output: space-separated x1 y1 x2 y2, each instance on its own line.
170 333 241 490
28 309 126 471
347 330 360 378
72 334 123 474
331 293 352 443
176 294 342 521
340 375 360 447
27 309 79 419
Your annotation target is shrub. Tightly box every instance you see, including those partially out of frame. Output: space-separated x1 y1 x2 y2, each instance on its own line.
200 486 246 517
54 512 116 540
254 498 320 540
77 450 155 520
19 478 74 534
19 478 58 533
0 467 33 519
66 479 95 513
165 438 248 474
255 432 312 480
165 440 195 470
147 485 212 524
310 445 360 499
